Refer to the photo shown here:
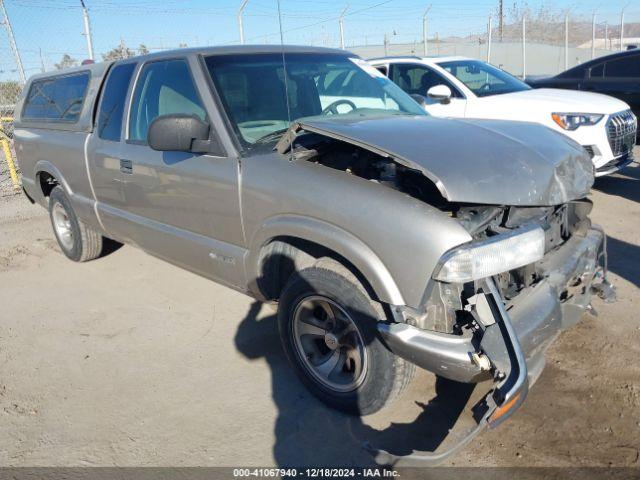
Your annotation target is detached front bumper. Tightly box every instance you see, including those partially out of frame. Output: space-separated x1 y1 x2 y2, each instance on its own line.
595 152 634 177
372 227 612 465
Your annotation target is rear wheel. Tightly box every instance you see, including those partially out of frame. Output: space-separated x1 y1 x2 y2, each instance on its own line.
48 186 103 262
278 265 414 415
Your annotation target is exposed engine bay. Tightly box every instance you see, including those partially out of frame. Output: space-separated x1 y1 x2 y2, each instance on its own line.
290 132 452 208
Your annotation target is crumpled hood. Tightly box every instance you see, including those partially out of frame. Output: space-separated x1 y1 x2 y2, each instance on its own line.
295 115 594 206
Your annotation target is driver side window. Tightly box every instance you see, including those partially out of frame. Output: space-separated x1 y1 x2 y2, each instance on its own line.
128 59 206 142
441 63 502 93
390 63 460 97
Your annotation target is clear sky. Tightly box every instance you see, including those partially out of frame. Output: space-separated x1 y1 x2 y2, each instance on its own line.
1 0 639 78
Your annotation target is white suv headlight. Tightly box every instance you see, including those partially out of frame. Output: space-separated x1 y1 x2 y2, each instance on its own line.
552 113 604 130
434 226 545 283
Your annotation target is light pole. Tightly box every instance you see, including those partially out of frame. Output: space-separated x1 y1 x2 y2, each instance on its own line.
238 0 249 45
80 0 95 60
0 0 25 84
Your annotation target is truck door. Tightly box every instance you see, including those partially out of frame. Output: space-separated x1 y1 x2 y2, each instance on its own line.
87 61 137 237
117 57 245 287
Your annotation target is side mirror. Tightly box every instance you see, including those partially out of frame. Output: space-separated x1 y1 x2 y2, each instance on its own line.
410 93 427 107
427 84 452 104
148 114 210 153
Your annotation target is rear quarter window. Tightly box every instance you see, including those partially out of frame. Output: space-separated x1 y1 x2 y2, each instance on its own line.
22 71 90 123
589 62 604 78
605 55 640 78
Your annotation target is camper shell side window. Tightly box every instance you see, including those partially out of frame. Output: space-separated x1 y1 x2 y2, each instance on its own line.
22 71 91 124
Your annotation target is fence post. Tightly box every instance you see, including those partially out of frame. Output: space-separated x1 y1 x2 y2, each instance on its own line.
339 5 348 50
423 5 431 56
591 11 596 59
522 16 526 79
487 14 492 62
38 48 45 73
620 7 625 51
564 13 569 70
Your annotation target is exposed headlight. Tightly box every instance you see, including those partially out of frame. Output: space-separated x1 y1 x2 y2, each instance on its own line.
433 226 545 283
552 113 603 130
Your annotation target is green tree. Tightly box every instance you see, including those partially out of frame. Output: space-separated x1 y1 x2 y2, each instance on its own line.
54 54 77 70
138 44 149 55
102 43 136 61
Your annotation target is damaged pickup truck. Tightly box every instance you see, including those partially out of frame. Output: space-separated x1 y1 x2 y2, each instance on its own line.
14 45 615 461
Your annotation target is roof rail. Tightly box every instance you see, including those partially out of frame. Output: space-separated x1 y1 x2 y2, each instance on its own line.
367 55 423 62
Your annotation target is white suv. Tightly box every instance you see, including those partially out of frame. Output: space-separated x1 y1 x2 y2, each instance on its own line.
369 56 637 176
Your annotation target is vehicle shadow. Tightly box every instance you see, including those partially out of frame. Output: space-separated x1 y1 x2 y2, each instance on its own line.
606 235 640 288
234 297 477 467
99 237 124 258
593 162 640 203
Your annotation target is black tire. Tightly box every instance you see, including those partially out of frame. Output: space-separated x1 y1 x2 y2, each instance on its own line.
48 186 103 262
278 265 414 415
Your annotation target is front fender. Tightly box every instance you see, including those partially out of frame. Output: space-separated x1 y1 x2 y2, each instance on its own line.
239 153 473 308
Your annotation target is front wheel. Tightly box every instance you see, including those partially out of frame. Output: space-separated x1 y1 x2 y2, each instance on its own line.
277 265 414 415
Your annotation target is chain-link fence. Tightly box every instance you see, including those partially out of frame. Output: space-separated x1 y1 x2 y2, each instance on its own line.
350 5 640 77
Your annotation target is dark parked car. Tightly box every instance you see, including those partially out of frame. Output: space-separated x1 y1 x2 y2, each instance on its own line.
527 48 640 140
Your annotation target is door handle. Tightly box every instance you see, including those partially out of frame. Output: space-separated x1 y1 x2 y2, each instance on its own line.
120 159 133 174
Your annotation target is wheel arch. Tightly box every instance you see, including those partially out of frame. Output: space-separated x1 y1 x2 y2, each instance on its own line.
246 215 405 306
34 160 72 200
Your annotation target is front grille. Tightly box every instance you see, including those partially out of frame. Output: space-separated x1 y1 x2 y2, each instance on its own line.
607 110 637 158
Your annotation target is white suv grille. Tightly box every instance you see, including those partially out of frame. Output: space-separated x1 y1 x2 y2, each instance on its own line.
607 110 637 158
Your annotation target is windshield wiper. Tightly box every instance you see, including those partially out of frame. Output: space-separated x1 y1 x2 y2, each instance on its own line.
254 128 290 144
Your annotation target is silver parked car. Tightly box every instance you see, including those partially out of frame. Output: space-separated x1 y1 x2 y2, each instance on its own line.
14 45 614 462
